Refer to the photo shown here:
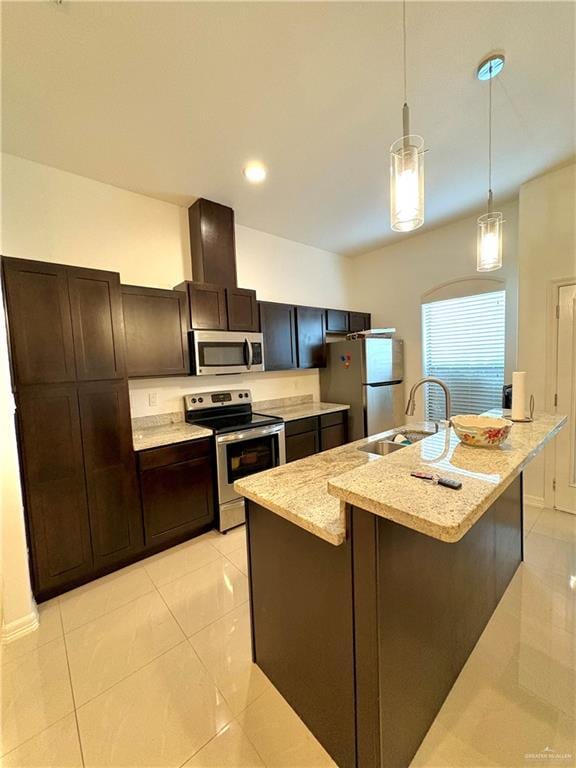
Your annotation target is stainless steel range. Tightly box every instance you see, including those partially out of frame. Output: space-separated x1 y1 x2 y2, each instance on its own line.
184 389 286 532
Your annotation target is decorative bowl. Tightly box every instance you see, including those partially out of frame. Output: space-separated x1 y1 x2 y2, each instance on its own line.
451 415 512 448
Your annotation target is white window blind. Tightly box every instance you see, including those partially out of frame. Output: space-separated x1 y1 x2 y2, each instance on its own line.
422 290 506 420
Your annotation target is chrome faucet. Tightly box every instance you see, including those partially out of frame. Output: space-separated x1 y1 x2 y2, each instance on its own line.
405 377 452 424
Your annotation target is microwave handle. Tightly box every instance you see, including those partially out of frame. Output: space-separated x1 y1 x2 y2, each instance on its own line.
244 338 253 370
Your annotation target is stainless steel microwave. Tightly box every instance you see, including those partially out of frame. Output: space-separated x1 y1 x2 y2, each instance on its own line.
191 330 265 375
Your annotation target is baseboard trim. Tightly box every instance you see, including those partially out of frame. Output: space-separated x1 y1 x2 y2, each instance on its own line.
524 494 545 509
1 605 39 645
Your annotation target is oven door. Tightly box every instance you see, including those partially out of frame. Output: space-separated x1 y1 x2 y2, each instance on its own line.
192 330 265 375
216 423 286 505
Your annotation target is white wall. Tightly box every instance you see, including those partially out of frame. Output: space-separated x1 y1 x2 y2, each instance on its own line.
0 153 352 632
517 162 576 503
347 200 520 421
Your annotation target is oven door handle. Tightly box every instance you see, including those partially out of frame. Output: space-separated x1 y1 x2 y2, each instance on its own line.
216 424 285 444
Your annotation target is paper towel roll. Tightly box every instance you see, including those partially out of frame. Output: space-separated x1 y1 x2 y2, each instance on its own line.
511 371 527 421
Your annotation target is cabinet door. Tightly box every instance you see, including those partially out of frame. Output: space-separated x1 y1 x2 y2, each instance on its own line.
2 258 76 386
140 453 215 548
326 309 349 334
189 199 237 287
68 268 126 380
320 423 347 452
122 285 189 377
260 302 297 371
286 431 319 462
78 381 143 569
226 288 259 332
188 282 228 330
349 312 371 333
296 307 326 368
17 385 93 596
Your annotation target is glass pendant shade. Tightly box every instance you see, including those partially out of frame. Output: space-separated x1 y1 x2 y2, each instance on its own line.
390 135 424 232
476 211 503 272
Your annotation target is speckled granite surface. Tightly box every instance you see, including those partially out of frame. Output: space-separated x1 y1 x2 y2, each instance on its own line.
234 412 566 546
254 398 350 422
132 412 212 451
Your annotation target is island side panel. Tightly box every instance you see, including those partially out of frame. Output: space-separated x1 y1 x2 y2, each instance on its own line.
246 500 357 768
353 473 523 768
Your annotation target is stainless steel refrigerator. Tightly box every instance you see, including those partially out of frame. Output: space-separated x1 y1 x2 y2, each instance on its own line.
320 338 404 441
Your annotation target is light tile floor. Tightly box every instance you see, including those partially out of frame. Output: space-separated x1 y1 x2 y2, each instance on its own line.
1 506 575 767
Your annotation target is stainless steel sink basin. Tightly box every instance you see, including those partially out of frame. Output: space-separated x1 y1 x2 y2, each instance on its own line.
359 429 437 456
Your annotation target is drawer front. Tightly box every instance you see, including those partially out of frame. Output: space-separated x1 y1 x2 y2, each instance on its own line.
320 423 347 452
285 416 319 437
286 431 319 462
138 438 212 471
320 411 346 429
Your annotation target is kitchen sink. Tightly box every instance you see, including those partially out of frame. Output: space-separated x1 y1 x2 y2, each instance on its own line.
359 429 438 456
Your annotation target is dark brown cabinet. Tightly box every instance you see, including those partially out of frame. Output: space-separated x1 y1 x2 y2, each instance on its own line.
349 312 371 333
285 411 348 463
326 309 349 334
189 198 237 287
138 439 215 548
2 258 76 386
226 287 259 332
296 307 326 368
259 302 298 371
2 257 144 600
17 385 94 594
176 281 228 331
68 267 127 381
121 285 189 377
78 381 143 569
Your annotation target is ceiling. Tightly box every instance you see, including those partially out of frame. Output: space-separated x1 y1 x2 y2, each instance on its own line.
2 1 575 256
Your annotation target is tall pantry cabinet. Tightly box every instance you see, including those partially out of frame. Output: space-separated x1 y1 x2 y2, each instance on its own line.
2 257 143 600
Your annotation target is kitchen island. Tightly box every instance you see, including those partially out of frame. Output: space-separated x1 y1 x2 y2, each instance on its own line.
234 413 566 768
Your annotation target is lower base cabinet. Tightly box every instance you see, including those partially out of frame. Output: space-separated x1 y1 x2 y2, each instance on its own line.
285 411 348 462
138 439 215 549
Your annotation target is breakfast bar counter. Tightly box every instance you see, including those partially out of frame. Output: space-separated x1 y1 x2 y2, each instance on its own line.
234 413 565 768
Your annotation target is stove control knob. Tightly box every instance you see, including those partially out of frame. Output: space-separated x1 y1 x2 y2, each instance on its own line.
239 393 243 398
191 398 197 404
198 397 204 403
244 392 249 398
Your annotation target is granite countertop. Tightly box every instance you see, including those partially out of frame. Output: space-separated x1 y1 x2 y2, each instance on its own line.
234 412 566 546
131 412 212 451
253 400 350 422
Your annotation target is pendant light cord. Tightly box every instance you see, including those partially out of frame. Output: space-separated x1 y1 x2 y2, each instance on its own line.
488 61 493 211
403 0 407 105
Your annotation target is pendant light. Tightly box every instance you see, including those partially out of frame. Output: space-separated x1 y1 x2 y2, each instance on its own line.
476 54 505 272
390 0 425 232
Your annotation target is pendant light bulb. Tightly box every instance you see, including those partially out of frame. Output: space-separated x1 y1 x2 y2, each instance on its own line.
390 2 425 233
476 54 504 272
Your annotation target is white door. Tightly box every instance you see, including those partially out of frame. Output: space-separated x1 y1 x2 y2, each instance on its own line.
555 284 576 513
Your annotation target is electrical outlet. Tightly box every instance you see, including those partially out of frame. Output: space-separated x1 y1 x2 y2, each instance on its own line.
148 392 158 407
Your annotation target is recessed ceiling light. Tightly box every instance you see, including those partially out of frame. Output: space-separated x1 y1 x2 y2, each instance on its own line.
243 162 267 184
477 53 505 81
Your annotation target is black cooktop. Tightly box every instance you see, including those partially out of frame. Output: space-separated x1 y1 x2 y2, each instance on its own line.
186 409 283 435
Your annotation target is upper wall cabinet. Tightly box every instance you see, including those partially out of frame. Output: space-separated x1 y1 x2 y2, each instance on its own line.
175 281 228 331
349 312 371 333
2 258 77 386
121 285 189 377
68 267 126 380
259 301 298 371
326 309 349 334
226 287 259 332
296 306 327 369
189 198 237 287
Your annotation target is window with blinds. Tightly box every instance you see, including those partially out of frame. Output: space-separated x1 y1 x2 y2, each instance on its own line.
422 290 506 420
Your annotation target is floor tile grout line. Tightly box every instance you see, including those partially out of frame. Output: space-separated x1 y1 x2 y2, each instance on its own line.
61 617 87 768
72 638 191 713
144 551 229 591
0 711 76 762
60 581 157 636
